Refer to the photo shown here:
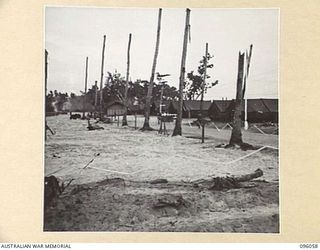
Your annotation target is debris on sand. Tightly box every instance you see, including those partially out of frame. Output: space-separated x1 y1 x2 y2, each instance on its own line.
43 176 279 232
192 168 263 190
153 194 189 209
218 142 258 151
44 176 62 207
87 119 104 130
149 179 168 184
44 176 74 207
70 113 81 119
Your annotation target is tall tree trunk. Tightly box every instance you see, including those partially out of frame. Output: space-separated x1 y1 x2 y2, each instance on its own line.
99 35 106 119
229 52 245 145
141 8 162 131
123 33 132 126
82 56 88 119
200 43 208 143
94 80 98 114
172 8 191 136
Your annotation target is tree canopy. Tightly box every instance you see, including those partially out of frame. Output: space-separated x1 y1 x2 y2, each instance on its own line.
46 71 179 112
185 52 218 100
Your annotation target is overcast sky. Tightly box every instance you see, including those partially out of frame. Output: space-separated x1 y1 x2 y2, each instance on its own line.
45 7 278 100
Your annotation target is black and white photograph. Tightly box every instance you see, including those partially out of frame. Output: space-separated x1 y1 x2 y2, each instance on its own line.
44 7 279 232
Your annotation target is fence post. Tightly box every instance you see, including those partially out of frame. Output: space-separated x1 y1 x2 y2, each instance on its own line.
135 113 137 130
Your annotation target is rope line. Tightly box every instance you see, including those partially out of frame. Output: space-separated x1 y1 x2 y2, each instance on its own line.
46 144 278 177
177 145 278 165
85 166 144 175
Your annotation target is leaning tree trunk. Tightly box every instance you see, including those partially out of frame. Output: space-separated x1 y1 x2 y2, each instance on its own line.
172 8 191 136
122 33 132 126
229 52 245 146
141 8 162 131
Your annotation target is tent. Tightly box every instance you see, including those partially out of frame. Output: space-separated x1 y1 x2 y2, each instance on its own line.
261 99 278 123
242 99 278 123
208 98 279 123
168 100 212 118
183 100 212 118
209 100 233 122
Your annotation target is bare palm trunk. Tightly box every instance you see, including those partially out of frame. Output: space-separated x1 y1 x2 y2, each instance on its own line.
172 8 191 136
99 35 106 119
82 57 88 119
122 33 132 126
229 44 253 147
229 52 245 145
200 43 208 143
141 8 162 131
94 80 98 114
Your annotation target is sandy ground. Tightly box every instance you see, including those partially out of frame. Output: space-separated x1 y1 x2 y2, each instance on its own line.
44 114 279 232
45 115 278 184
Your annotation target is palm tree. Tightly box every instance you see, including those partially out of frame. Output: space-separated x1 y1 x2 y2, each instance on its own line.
172 8 191 136
141 8 162 131
122 33 132 126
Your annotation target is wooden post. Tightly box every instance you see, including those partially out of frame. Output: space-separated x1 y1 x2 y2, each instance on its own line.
123 33 132 126
229 52 245 146
159 119 163 134
94 80 98 115
172 8 191 136
82 57 88 119
142 8 162 131
159 85 164 114
134 113 137 130
99 35 106 119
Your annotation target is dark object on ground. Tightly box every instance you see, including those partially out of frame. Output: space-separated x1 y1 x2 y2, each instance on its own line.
225 142 257 151
70 114 81 119
96 177 126 187
140 126 155 132
44 175 62 207
210 176 242 190
192 168 263 190
239 142 256 151
193 168 263 191
216 142 258 151
153 194 188 209
87 120 104 130
150 179 168 184
234 168 263 182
